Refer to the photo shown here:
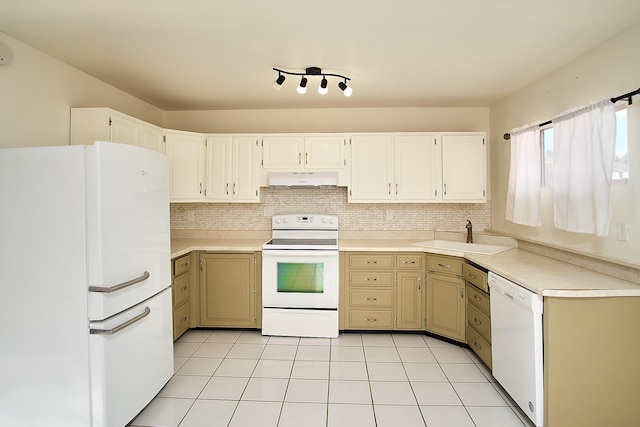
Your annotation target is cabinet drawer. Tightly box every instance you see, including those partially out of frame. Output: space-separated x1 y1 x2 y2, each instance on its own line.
426 255 463 275
467 326 492 369
396 254 423 270
348 254 394 270
467 303 491 343
173 272 190 308
173 254 191 276
173 301 190 340
349 289 394 308
349 272 394 287
349 310 395 329
463 263 488 292
467 283 490 315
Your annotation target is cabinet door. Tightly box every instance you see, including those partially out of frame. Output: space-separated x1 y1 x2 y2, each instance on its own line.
200 254 256 327
396 271 423 329
426 273 466 341
232 136 260 201
349 135 393 201
442 135 486 201
109 113 140 146
262 136 304 169
205 136 232 201
394 135 440 201
139 123 165 153
304 136 345 169
165 131 205 201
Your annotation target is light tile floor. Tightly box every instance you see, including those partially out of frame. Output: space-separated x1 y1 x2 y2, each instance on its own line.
129 330 534 427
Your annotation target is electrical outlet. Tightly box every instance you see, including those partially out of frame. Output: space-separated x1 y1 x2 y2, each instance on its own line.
264 206 274 217
616 221 629 241
386 209 394 220
187 211 195 222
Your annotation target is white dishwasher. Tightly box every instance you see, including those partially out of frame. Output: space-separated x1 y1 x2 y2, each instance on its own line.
489 272 544 427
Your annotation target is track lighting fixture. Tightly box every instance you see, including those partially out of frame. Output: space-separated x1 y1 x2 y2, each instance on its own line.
272 72 286 91
338 79 353 97
272 67 352 97
296 76 308 94
318 77 328 95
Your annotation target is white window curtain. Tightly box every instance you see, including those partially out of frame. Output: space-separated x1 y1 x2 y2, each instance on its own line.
553 98 616 236
506 125 542 227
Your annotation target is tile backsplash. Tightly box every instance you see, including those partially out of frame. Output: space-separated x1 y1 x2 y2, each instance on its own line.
170 188 490 233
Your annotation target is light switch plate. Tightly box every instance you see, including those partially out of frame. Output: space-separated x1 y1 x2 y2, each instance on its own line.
616 221 629 241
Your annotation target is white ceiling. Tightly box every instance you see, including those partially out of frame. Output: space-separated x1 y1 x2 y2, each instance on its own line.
1 0 639 111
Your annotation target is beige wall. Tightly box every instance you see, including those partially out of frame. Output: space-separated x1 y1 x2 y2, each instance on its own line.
490 24 640 268
163 107 490 135
0 32 164 148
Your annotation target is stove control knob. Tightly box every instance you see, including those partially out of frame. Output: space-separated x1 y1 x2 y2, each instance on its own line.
274 218 281 224
283 217 289 223
321 217 327 223
329 218 335 224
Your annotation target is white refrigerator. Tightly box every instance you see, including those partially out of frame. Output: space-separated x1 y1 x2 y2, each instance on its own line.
0 142 173 427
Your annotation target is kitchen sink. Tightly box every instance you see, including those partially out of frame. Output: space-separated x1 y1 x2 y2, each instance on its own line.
411 240 512 255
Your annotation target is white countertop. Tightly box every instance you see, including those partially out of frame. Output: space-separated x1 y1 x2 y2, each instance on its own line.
171 237 640 298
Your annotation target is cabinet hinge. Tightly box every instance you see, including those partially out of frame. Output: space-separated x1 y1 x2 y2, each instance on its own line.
394 318 398 326
343 139 347 146
482 138 485 145
261 159 264 166
261 139 264 146
163 135 166 142
349 138 352 145
108 117 112 126
256 189 259 197
200 260 203 271
483 190 486 197
253 285 257 293
434 138 437 145
254 256 257 264
435 190 438 197
344 159 346 166
255 139 259 146
204 140 207 147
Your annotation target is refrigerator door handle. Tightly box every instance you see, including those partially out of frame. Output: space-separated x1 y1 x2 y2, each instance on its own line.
89 271 150 293
90 307 151 335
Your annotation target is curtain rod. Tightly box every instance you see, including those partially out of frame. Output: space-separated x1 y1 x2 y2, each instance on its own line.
503 87 640 140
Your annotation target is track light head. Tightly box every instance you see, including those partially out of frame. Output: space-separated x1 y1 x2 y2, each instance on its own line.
318 77 328 95
296 76 308 94
272 73 286 91
338 80 353 97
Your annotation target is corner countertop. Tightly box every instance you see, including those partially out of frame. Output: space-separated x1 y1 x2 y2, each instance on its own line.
171 237 640 298
171 238 267 259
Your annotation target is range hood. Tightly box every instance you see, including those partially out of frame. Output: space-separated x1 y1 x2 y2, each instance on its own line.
268 172 338 189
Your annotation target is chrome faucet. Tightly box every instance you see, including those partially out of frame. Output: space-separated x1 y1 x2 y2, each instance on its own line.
466 220 473 243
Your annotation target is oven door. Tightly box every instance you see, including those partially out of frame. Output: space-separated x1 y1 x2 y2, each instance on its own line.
262 250 339 309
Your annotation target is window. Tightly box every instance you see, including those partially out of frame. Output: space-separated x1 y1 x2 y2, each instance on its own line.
540 107 628 186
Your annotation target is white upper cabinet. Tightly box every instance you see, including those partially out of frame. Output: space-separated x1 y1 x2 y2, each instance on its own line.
441 134 486 202
304 136 346 169
70 107 165 153
349 134 439 203
349 135 394 201
165 130 205 201
262 135 305 170
205 135 261 202
349 133 485 203
394 135 440 202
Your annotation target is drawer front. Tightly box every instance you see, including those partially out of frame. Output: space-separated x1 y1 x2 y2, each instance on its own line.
467 303 491 343
349 289 394 308
467 284 490 315
467 326 492 369
173 254 191 277
463 263 488 292
348 254 394 270
173 272 190 308
349 310 395 329
426 255 463 275
396 254 423 270
173 301 190 340
349 272 395 287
